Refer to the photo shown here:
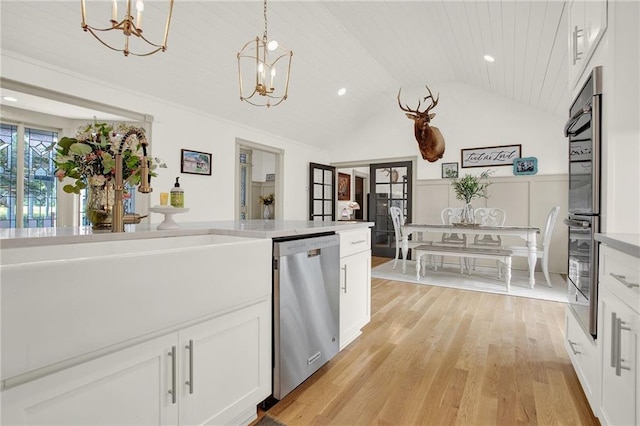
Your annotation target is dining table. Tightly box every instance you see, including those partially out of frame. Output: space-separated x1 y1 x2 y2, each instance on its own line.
401 223 541 288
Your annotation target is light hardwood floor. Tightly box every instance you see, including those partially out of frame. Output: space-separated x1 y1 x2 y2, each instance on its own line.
260 257 599 425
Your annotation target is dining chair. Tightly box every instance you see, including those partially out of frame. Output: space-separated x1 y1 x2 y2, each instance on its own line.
433 207 466 271
469 207 507 271
389 206 430 269
503 205 561 287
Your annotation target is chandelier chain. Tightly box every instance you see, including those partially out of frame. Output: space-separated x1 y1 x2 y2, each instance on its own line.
263 0 268 41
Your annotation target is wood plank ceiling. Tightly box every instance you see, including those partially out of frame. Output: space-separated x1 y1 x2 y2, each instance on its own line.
0 1 568 149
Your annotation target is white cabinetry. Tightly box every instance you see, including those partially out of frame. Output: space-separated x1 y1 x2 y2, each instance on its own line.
568 0 607 88
2 333 179 425
565 306 599 412
337 227 371 350
1 301 270 426
597 245 639 426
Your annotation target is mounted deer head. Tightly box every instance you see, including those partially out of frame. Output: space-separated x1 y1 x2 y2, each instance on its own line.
398 85 445 162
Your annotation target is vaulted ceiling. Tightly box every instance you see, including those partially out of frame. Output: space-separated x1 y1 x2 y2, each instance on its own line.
0 1 568 149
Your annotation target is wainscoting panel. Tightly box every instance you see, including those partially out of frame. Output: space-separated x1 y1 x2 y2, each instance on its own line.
413 174 568 274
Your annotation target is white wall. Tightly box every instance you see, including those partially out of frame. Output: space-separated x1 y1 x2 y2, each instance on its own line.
327 81 568 180
1 52 329 222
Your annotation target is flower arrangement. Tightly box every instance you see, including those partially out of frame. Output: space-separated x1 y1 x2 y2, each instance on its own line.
53 121 165 194
445 169 493 204
259 193 275 205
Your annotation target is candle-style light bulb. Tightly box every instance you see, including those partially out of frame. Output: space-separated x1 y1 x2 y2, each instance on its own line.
270 68 276 89
136 0 144 28
112 0 118 22
258 62 265 85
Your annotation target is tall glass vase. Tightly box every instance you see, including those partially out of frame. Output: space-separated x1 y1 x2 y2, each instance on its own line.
461 202 475 224
263 204 271 220
85 180 115 230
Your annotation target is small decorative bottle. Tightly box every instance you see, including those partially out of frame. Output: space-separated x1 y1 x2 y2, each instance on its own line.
170 177 184 208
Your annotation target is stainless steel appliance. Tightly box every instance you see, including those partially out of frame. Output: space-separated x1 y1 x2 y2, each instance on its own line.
564 66 602 337
272 233 340 400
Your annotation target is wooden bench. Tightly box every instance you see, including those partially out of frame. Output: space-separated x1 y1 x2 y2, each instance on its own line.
412 244 514 292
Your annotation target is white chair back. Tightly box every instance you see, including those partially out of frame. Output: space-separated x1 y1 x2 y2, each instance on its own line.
439 207 465 245
542 206 561 249
474 207 506 226
441 207 464 225
389 205 404 243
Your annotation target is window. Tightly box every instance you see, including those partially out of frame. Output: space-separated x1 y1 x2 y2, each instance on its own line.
0 123 57 228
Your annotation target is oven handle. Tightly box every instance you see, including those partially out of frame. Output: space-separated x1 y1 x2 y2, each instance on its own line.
564 104 592 136
564 218 591 228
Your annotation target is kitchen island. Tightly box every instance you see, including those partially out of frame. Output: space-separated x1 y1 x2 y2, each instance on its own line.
0 220 373 425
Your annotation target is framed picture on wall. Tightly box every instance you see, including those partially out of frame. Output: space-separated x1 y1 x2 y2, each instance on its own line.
441 162 458 178
181 149 212 175
513 157 538 175
338 172 351 200
461 144 522 168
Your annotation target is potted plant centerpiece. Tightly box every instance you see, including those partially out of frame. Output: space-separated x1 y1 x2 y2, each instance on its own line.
53 121 164 229
445 169 493 224
259 193 275 220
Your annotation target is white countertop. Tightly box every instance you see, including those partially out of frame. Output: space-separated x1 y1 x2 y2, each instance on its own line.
0 220 374 249
595 233 640 258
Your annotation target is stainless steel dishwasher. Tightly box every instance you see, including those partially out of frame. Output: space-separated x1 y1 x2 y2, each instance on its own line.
272 233 340 400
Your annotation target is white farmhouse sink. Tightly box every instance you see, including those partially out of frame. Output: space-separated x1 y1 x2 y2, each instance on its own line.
1 234 272 382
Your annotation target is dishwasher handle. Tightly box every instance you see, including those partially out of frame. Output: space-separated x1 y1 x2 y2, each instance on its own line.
308 248 321 257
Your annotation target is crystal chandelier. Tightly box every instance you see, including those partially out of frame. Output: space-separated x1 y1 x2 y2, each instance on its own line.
237 0 293 107
80 0 175 57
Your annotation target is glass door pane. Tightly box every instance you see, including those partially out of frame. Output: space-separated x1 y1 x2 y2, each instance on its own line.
369 161 412 257
309 163 335 221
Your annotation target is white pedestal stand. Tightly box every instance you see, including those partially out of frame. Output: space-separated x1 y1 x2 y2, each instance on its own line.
149 206 189 230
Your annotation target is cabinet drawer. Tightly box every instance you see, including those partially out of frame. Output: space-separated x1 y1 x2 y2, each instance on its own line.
338 228 371 258
565 306 598 412
600 245 639 311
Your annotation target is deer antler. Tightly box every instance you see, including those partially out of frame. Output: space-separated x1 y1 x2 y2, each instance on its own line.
422 85 439 115
397 88 422 114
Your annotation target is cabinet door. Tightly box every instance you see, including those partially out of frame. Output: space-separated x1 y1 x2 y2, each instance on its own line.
599 286 638 426
2 334 178 425
178 300 271 426
569 0 586 73
340 250 371 350
584 0 607 53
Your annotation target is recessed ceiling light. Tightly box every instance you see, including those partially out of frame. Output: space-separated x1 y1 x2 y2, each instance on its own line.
267 40 278 51
337 88 346 96
484 55 495 63
2 96 18 102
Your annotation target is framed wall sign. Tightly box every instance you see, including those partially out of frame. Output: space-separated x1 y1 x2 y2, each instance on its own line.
461 144 522 168
513 157 538 175
338 172 351 200
441 162 458 178
181 149 212 175
266 173 276 182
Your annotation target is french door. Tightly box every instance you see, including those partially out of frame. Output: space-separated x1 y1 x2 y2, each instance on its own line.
369 161 412 257
308 162 336 221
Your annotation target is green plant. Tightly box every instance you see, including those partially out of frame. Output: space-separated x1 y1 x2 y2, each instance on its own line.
52 121 165 194
446 169 493 204
259 193 275 205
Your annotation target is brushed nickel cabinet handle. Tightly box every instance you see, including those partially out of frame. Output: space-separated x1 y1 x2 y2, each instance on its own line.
342 265 348 293
572 25 584 65
168 346 177 404
610 273 640 288
186 339 194 394
616 317 632 376
611 312 618 368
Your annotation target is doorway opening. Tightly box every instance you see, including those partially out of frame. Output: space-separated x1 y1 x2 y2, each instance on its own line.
332 157 416 258
235 138 283 221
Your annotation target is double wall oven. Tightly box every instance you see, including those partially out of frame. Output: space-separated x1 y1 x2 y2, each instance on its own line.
563 66 602 338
